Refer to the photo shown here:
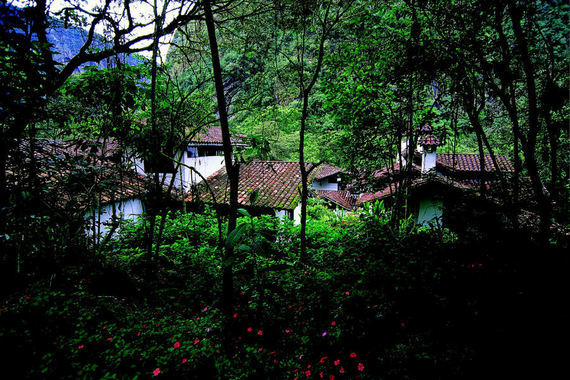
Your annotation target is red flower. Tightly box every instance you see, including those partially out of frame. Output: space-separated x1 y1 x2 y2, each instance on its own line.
257 330 263 336
107 337 112 342
400 322 406 328
305 370 311 377
349 352 357 358
320 372 324 378
247 327 253 332
333 359 340 366
331 321 336 326
357 363 365 372
344 291 350 295
258 347 263 352
320 356 328 363
329 375 335 380
233 313 238 318
153 368 161 376
193 339 200 345
136 332 141 337
285 329 292 333
181 358 187 364
340 368 345 374
77 345 84 350
173 341 181 349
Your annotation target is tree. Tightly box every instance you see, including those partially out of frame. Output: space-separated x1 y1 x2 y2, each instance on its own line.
423 0 569 237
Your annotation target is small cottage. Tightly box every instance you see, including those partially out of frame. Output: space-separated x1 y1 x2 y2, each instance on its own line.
357 125 515 225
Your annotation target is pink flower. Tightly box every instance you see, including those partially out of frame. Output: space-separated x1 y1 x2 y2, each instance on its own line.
153 368 161 376
344 291 350 295
181 358 187 364
193 339 200 345
349 352 357 358
257 330 263 336
136 332 141 337
320 356 327 363
77 345 84 350
285 329 292 333
358 363 365 371
258 347 263 352
340 368 345 374
173 341 180 349
320 372 324 378
322 331 327 337
107 337 112 342
334 359 340 366
233 313 238 318
203 307 208 312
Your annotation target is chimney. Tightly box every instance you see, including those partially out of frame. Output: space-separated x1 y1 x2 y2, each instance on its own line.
418 134 441 174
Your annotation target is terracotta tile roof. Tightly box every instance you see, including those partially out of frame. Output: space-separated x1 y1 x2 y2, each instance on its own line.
316 190 357 210
418 124 433 134
418 134 442 147
437 153 514 173
7 139 150 209
189 127 247 146
188 161 318 210
356 185 398 206
356 174 476 206
314 164 344 180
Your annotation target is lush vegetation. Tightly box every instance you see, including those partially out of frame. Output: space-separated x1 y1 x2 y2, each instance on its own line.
3 205 565 378
1 0 568 378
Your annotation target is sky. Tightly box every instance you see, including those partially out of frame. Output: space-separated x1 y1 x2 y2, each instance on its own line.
9 0 195 60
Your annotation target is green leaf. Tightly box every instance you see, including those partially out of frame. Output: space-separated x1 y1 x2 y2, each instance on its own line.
237 208 251 218
226 224 247 248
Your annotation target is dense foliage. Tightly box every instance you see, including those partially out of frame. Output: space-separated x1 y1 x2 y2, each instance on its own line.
2 206 566 378
1 1 568 378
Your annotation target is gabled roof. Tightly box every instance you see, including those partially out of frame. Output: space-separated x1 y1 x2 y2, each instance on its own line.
7 139 150 209
188 161 318 210
418 134 442 147
189 127 247 146
316 190 357 210
314 164 344 180
436 153 514 173
356 174 472 206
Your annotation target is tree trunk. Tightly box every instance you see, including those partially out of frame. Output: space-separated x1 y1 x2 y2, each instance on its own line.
203 0 238 350
509 3 551 241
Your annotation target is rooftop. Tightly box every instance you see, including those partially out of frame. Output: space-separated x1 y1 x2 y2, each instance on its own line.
188 161 318 210
189 126 247 146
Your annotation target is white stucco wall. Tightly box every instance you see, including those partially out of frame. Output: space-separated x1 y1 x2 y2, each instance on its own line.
85 198 145 241
422 151 437 173
417 199 443 225
311 178 339 191
182 154 226 188
292 203 302 225
274 203 302 225
275 208 292 220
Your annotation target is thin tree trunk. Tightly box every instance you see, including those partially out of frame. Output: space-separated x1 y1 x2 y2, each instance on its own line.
509 3 551 241
203 0 238 350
